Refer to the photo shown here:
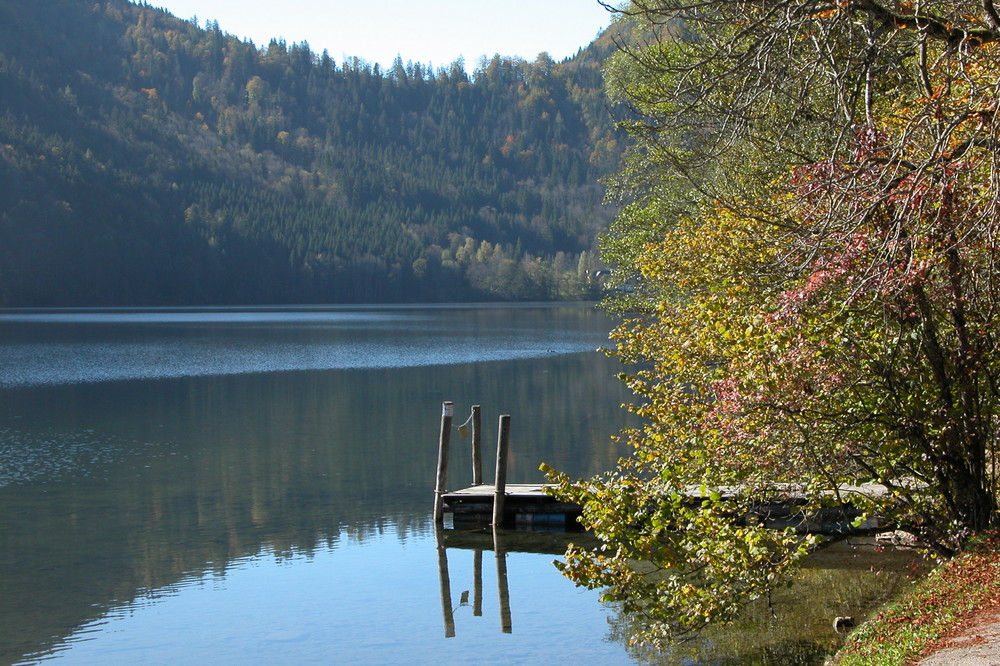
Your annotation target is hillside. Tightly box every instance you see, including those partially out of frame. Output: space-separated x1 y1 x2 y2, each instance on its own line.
0 0 626 306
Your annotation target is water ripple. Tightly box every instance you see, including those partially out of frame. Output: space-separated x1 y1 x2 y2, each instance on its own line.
0 427 131 487
0 333 596 388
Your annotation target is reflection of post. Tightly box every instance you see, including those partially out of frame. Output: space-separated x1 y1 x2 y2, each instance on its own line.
436 529 456 638
471 405 483 486
491 414 511 527
433 401 454 525
473 549 484 617
493 528 513 634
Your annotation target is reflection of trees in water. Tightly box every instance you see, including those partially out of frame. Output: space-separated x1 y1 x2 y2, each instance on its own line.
431 531 926 663
603 541 928 665
0 332 633 663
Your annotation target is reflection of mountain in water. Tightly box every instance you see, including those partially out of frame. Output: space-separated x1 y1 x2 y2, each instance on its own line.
0 336 634 663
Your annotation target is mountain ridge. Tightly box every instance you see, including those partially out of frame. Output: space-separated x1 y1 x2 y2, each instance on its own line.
0 0 626 306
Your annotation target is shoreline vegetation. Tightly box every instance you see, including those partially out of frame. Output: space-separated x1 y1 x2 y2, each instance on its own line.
830 531 1000 665
549 0 1000 652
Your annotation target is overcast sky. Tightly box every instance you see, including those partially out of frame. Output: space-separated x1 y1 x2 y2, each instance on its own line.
152 0 616 70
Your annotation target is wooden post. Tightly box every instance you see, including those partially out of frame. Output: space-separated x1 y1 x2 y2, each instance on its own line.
491 414 511 527
471 405 483 486
433 401 454 525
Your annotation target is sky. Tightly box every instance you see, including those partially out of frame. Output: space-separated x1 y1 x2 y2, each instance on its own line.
151 0 616 71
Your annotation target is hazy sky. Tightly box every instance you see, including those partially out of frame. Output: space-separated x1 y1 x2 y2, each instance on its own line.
152 1 616 70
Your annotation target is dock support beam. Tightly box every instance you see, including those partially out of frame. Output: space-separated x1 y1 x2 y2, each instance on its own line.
433 401 454 525
471 405 483 486
491 414 511 527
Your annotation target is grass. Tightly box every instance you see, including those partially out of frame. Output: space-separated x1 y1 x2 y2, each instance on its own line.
829 531 1000 665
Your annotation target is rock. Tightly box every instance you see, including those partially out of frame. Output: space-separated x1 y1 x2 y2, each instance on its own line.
833 616 855 632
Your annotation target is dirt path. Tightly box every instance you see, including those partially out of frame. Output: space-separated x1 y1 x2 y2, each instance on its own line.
915 612 1000 665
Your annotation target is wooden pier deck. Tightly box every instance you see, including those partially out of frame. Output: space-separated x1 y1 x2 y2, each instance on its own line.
442 482 888 534
443 483 582 529
430 402 889 534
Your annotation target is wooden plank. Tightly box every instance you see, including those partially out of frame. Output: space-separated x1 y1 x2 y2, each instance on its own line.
445 483 553 498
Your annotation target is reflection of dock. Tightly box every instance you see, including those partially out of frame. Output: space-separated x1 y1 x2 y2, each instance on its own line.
439 526 599 554
435 528 602 637
436 529 513 637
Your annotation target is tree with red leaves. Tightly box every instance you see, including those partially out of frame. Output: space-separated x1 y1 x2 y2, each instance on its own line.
548 0 1000 646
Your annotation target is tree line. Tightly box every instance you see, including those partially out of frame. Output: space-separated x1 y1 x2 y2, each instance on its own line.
0 0 624 305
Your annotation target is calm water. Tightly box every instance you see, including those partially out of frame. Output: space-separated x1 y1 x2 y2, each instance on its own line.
0 304 922 665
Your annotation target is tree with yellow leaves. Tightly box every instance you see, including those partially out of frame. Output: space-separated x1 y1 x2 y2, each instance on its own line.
547 0 1000 646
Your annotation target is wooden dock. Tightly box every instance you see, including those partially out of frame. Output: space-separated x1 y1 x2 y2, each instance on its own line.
442 483 583 529
442 481 888 534
431 402 888 534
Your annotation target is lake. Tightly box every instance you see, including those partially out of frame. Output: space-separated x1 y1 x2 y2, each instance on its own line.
0 304 923 665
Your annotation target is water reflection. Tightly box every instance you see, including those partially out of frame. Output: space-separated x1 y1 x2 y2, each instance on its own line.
611 538 928 665
621 538 927 665
435 531 927 665
434 527 594 638
19 527 635 666
0 426 134 485
437 529 516 638
0 305 927 664
0 305 636 664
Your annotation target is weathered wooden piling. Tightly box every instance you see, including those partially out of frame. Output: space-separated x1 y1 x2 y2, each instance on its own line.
471 405 483 486
433 401 454 525
491 414 511 527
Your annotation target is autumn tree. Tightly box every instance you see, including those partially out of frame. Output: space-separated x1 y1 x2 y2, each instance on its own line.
547 0 1000 645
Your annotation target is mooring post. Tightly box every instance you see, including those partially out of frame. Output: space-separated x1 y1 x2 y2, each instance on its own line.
471 405 483 486
433 401 454 525
491 414 511 527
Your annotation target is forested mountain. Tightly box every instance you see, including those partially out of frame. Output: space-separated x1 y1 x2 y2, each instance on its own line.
0 0 625 306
